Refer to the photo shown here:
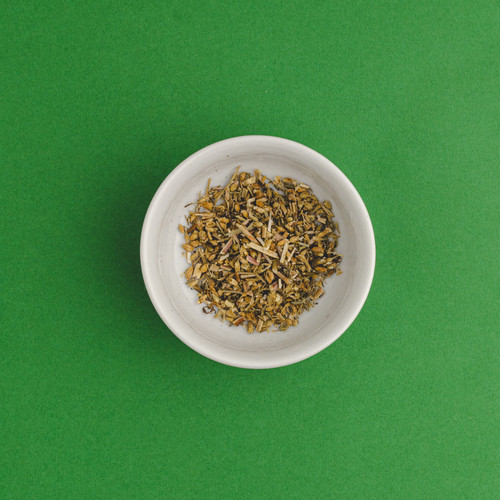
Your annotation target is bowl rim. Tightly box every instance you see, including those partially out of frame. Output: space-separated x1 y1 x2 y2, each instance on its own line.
140 135 376 369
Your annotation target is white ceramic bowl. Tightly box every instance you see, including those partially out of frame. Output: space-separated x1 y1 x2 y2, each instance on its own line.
141 136 375 368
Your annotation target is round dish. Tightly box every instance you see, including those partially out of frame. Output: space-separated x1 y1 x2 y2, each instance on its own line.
140 136 375 368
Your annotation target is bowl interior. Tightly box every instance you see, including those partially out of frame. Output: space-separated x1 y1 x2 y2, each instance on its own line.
141 137 374 368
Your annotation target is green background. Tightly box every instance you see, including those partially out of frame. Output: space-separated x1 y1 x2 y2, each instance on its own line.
1 1 498 498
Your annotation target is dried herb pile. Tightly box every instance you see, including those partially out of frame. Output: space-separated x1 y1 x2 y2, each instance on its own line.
179 168 342 332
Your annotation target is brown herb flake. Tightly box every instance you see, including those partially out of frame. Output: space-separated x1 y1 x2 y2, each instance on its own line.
179 168 342 332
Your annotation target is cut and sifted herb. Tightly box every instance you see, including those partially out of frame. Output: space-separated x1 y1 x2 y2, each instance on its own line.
179 168 343 333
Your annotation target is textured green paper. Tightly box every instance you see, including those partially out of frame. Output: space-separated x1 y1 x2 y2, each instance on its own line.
1 1 498 498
